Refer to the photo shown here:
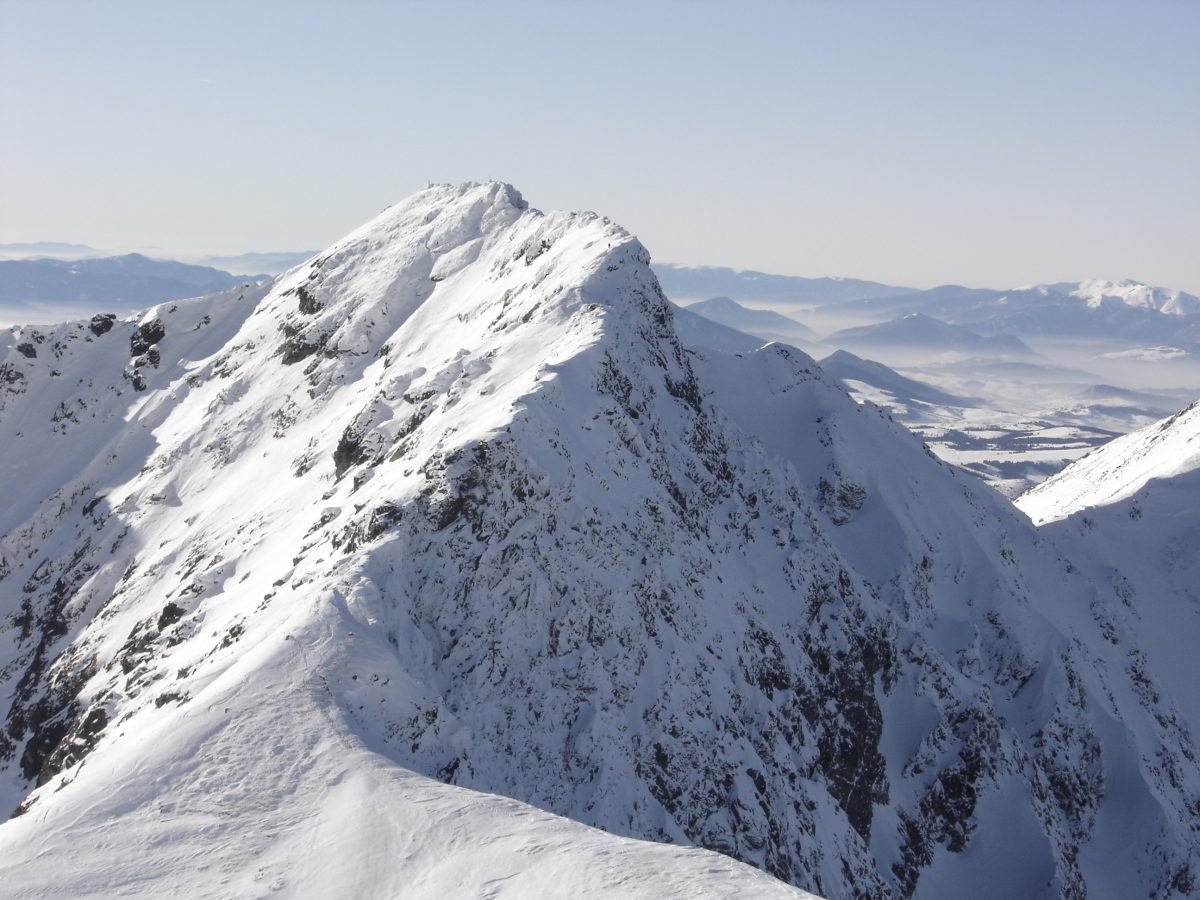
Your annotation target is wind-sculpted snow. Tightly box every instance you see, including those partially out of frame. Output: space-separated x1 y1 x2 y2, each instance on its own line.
0 183 1196 899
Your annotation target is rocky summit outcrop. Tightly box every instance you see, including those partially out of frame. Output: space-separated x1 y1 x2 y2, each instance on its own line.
0 183 1195 899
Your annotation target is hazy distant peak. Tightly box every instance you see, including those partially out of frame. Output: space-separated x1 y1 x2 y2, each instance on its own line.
0 241 97 254
684 295 817 343
828 312 1034 357
653 263 909 305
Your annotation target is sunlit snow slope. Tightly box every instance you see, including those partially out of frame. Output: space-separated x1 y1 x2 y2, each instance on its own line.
1017 400 1200 524
0 183 1196 899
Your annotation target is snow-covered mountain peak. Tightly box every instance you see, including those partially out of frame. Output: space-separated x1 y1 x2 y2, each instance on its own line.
1 184 1198 898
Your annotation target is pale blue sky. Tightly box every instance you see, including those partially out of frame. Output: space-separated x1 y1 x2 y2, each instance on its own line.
3 0 1198 291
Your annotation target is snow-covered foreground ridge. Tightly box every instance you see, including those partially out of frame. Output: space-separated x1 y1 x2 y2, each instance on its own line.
0 183 1196 899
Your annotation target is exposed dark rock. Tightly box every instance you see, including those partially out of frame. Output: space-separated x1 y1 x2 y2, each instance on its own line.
37 707 108 785
278 322 325 365
295 284 322 315
157 602 185 630
1 362 25 386
130 319 166 356
817 477 868 525
88 314 116 336
333 428 369 479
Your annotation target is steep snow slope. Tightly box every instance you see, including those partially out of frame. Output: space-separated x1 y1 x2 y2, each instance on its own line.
689 345 1198 899
0 183 1197 899
1015 400 1200 763
1017 400 1200 524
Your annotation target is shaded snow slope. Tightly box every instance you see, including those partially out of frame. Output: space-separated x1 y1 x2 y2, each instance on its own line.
1017 400 1200 524
0 183 1197 899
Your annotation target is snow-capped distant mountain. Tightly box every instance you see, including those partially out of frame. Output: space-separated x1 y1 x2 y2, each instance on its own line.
653 263 909 305
686 296 816 341
827 313 1034 358
0 183 1196 899
1070 279 1200 317
825 281 1200 348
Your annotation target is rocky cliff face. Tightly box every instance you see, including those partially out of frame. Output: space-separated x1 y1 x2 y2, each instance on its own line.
0 183 1196 898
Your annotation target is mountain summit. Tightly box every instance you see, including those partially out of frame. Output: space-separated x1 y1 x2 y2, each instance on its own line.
1 183 1196 899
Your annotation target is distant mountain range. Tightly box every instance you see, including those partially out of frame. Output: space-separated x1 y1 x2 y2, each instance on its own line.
685 296 815 340
670 303 765 354
0 254 261 322
822 281 1200 348
0 241 100 260
652 264 910 305
0 243 315 276
828 312 1035 357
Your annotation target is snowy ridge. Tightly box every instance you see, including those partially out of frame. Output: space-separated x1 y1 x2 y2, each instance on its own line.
1016 400 1200 524
0 183 1197 898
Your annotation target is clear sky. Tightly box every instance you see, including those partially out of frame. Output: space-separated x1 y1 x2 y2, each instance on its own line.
3 0 1198 291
